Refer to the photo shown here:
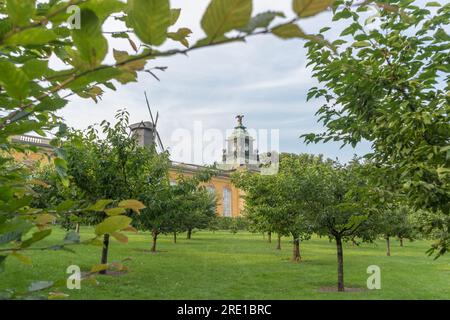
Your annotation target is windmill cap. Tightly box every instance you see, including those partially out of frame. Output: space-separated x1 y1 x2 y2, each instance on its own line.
130 121 155 130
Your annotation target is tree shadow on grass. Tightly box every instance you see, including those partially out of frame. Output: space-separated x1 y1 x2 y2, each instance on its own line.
317 286 367 293
131 248 169 254
81 270 128 278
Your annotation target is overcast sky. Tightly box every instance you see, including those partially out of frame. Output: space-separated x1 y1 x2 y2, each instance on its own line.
56 0 436 165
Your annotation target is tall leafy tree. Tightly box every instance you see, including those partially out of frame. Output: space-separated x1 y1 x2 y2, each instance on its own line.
62 110 168 271
167 173 216 242
136 169 215 251
233 153 315 261
375 205 415 256
303 0 450 255
303 159 377 292
410 208 449 256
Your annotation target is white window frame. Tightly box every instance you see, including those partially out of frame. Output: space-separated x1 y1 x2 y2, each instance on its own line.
222 187 232 217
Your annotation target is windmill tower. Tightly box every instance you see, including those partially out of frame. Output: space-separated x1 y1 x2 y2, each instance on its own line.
129 92 165 152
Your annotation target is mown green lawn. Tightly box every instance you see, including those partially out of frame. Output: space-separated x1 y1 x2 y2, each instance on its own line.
1 227 449 299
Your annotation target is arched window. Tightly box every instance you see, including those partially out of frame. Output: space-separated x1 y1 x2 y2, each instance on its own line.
222 187 232 217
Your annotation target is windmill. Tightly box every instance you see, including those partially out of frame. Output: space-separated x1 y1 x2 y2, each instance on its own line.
129 92 165 152
144 91 165 152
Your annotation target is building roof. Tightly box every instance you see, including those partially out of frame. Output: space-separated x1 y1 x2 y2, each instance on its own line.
11 134 242 177
11 135 53 150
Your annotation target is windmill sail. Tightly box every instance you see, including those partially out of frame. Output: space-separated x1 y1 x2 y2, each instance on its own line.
144 91 164 152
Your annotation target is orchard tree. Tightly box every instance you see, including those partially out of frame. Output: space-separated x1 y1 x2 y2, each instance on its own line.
233 153 315 261
394 206 415 247
303 0 450 255
136 169 215 251
30 164 86 232
61 110 168 271
376 204 415 255
410 208 449 257
304 159 377 292
167 172 216 242
277 154 320 261
182 187 216 240
233 172 285 247
135 178 171 252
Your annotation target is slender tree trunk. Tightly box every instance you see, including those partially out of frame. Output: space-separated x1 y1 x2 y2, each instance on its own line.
151 230 158 252
292 236 301 262
187 229 192 240
399 237 404 247
336 236 344 292
100 234 110 275
276 234 281 250
386 236 391 256
268 231 272 243
75 223 80 234
173 232 177 244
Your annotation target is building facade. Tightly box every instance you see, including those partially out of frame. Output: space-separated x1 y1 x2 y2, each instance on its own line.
11 116 260 218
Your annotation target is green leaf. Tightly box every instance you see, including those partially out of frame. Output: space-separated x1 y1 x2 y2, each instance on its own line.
425 2 441 7
6 0 36 27
111 231 128 243
34 214 56 226
272 23 306 39
22 59 50 79
54 157 68 183
91 263 108 273
127 0 171 46
20 229 52 249
11 252 32 265
88 199 113 212
104 207 126 216
80 0 126 22
0 218 33 239
34 96 68 112
293 0 335 18
340 23 360 37
72 9 108 67
170 8 181 25
352 40 371 48
344 215 368 230
1 120 41 136
56 200 75 213
4 27 57 46
333 8 353 21
237 11 285 34
67 67 123 91
118 199 146 214
48 292 69 299
95 215 132 236
201 0 252 43
0 60 30 100
167 27 192 48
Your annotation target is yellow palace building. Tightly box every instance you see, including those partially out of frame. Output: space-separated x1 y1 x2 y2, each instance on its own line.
11 116 263 218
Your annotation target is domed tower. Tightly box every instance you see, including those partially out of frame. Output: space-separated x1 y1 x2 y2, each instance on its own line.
222 115 260 171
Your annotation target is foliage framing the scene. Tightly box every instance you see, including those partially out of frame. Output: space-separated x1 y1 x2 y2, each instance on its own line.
303 0 449 255
0 0 339 298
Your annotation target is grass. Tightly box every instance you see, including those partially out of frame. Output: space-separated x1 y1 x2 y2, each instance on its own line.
1 227 449 299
